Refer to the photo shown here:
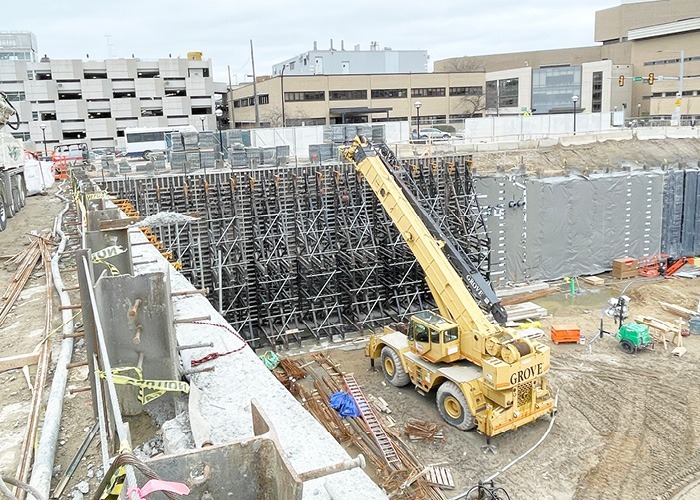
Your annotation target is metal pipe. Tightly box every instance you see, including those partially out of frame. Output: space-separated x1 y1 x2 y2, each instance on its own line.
297 455 366 482
28 204 74 500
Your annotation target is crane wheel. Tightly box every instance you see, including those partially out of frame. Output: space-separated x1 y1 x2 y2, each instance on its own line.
381 347 410 387
620 339 636 354
437 381 476 431
0 190 7 232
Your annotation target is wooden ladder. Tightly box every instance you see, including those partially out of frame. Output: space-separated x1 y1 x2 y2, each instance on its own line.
343 374 401 466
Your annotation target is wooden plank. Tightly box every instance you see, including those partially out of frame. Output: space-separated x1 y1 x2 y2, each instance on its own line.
659 301 697 319
581 276 606 286
0 352 40 373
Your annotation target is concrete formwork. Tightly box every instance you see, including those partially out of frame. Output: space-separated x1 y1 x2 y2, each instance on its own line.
102 161 694 348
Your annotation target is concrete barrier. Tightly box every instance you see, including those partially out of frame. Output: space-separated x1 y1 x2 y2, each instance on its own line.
537 138 559 149
596 130 634 142
476 142 501 152
636 129 668 140
518 139 538 150
559 135 597 147
667 129 699 139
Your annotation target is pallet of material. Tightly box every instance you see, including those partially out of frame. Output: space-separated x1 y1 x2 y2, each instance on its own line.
425 466 455 489
504 301 548 321
581 275 606 286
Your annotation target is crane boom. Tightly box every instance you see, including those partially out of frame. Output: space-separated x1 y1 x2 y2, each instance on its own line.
343 136 554 437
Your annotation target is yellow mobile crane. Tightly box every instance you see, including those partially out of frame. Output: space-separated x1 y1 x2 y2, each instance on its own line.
342 137 554 437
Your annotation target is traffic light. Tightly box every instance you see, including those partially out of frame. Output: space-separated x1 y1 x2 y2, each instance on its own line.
618 75 625 87
648 72 655 85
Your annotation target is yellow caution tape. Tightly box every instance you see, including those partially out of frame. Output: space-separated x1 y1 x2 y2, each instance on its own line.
100 465 126 500
99 366 189 405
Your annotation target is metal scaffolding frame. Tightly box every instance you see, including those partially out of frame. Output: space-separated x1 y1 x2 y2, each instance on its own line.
100 152 490 348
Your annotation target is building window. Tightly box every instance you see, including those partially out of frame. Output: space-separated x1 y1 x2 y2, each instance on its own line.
531 67 581 114
329 90 367 100
113 90 135 98
137 69 160 78
35 71 52 80
84 71 108 79
31 111 38 121
485 80 498 110
371 88 407 99
88 111 113 119
40 112 56 121
284 91 325 102
592 71 602 112
450 86 483 96
26 70 34 80
141 109 163 116
498 78 519 108
12 132 31 141
286 117 325 126
259 94 269 105
411 87 446 97
4 91 26 102
191 107 211 115
58 91 82 100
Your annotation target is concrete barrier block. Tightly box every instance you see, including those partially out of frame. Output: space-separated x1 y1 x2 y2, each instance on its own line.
454 143 477 152
559 135 596 147
636 129 667 140
476 142 500 152
537 138 559 148
667 129 698 139
518 139 538 150
597 131 634 142
498 142 520 151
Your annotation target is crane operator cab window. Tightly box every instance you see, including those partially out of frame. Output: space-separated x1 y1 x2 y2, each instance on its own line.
408 311 460 360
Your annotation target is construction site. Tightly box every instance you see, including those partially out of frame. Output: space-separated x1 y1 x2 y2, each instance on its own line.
2 0 700 495
2 86 700 499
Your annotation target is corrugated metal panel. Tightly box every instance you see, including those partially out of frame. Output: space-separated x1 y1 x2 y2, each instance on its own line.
628 18 700 40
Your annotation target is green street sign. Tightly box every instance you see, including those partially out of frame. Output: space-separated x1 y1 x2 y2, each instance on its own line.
633 77 643 82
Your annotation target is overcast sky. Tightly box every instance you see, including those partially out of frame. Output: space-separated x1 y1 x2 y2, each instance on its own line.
6 0 620 83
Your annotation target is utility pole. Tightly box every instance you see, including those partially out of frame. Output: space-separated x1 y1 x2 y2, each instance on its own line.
227 64 234 130
250 39 260 128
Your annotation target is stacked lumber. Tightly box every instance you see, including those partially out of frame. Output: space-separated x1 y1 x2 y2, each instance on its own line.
504 301 548 321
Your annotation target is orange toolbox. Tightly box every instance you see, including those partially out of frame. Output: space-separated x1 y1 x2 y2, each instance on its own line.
550 324 581 344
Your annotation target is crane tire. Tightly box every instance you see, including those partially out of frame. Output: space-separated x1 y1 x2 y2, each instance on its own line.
381 347 410 387
437 381 477 431
0 190 7 231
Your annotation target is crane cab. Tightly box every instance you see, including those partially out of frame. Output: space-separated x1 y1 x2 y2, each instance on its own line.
407 310 461 363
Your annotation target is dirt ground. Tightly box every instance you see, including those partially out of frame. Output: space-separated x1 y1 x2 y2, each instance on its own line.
0 137 699 499
319 277 700 500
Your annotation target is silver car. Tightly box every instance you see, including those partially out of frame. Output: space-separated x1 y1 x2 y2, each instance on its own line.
418 127 451 140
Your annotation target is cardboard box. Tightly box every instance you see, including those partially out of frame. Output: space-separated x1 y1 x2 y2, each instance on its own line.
612 257 637 279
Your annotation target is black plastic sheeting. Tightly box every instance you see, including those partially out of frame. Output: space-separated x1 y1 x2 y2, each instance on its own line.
661 169 700 258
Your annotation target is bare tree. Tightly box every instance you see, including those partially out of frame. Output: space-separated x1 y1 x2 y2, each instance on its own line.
263 106 283 127
437 58 486 73
460 94 486 117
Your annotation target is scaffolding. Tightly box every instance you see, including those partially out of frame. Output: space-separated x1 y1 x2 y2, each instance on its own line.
100 152 491 348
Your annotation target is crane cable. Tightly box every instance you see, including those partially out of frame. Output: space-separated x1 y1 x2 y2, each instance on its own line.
450 389 560 500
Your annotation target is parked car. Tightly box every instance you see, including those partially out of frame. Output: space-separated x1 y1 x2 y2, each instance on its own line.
454 129 467 140
417 127 452 140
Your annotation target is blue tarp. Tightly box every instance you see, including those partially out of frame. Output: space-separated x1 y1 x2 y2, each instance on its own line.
329 391 361 418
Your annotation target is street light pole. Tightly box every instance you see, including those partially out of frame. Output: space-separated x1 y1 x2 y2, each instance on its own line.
280 64 287 128
199 116 206 131
637 103 642 118
571 95 579 135
414 100 422 137
39 123 48 158
215 108 224 162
